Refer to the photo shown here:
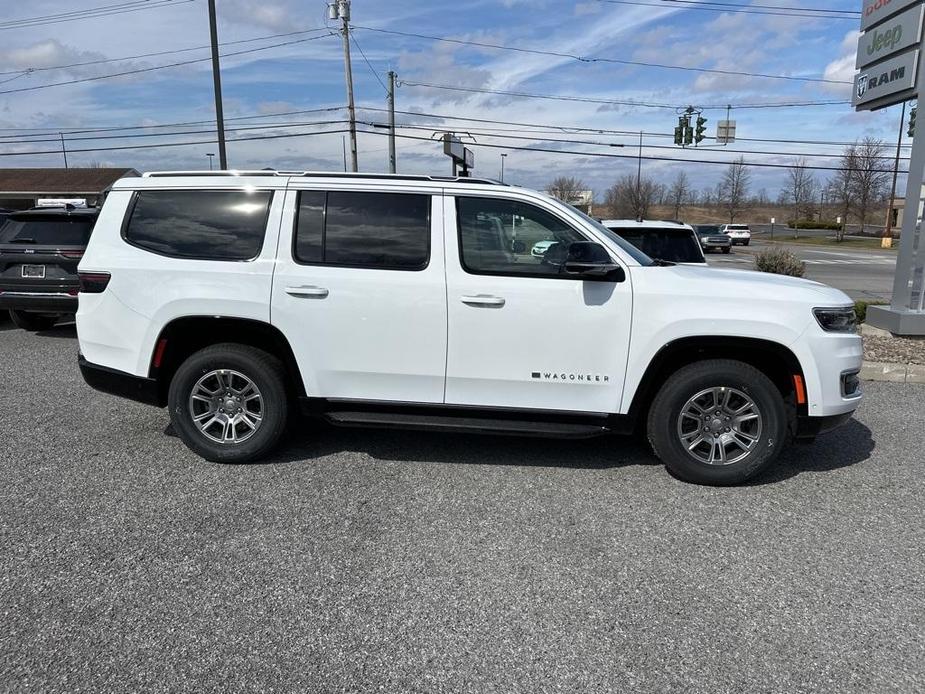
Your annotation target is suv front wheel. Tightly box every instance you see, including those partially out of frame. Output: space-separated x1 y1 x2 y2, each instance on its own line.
647 359 787 485
168 343 289 463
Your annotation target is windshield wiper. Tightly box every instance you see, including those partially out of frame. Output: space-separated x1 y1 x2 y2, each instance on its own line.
10 238 36 244
649 258 676 266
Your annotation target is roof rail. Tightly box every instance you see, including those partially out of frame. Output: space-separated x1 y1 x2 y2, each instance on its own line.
141 170 506 185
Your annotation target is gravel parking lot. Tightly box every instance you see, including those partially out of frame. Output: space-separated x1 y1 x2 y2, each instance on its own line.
2 318 924 693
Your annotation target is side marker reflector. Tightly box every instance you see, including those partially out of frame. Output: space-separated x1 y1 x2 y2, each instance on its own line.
793 374 806 405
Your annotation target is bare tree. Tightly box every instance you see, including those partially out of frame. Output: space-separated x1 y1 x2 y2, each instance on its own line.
783 157 817 223
666 170 691 220
829 145 857 241
605 174 663 219
546 176 587 205
717 157 751 222
849 137 889 235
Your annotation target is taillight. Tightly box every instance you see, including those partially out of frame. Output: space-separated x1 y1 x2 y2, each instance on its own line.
60 250 84 259
78 271 110 294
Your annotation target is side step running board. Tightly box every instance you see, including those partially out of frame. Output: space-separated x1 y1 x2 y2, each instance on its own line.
323 410 611 439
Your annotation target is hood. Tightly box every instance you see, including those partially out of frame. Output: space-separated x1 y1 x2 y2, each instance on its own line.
654 264 852 305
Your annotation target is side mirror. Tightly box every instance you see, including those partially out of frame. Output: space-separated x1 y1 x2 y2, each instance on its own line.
511 239 526 253
563 241 625 282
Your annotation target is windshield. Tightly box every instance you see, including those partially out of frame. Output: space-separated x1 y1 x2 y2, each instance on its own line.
726 225 749 231
0 215 96 245
696 225 720 235
605 226 704 264
566 207 654 265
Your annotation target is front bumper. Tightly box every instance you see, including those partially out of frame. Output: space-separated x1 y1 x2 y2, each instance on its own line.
0 290 77 313
78 354 162 407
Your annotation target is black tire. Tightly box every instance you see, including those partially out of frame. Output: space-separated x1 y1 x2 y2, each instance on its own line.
168 343 289 463
646 359 787 485
9 310 58 331
743 240 750 246
722 247 731 254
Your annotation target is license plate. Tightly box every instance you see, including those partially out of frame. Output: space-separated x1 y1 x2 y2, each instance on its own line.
21 265 46 279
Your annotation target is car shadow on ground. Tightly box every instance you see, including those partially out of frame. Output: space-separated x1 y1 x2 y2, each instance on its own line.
238 416 875 482
34 323 77 339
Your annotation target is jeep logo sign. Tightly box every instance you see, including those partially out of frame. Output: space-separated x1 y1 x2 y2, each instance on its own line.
853 49 919 108
856 2 924 69
861 0 920 32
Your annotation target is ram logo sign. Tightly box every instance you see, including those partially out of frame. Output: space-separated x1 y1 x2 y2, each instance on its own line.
853 49 919 109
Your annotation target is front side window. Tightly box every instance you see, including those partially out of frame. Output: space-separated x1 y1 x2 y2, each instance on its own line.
294 191 430 270
124 190 272 260
457 196 589 277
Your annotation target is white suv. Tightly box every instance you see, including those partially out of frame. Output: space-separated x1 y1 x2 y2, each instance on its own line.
76 171 862 485
721 223 751 245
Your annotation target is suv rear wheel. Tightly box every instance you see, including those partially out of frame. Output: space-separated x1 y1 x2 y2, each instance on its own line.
647 359 787 485
9 310 58 331
168 343 289 463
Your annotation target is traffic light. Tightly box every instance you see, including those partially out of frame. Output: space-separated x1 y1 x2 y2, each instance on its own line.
674 116 684 145
694 115 707 144
909 106 917 138
683 117 693 146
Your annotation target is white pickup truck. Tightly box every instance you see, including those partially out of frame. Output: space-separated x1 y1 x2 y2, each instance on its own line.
76 172 862 485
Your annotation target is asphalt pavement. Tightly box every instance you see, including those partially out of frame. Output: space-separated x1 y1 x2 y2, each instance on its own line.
1 321 923 692
706 239 897 302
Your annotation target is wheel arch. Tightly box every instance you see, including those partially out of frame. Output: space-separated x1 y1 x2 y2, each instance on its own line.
627 336 806 425
148 316 305 406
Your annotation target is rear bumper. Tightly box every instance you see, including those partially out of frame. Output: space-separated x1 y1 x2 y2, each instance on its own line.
794 411 854 441
0 291 77 313
78 354 162 407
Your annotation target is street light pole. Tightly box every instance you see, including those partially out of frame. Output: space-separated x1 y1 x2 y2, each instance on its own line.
500 153 507 182
207 0 227 169
206 153 215 170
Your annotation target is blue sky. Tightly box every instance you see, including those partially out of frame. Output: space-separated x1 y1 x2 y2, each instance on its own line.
0 0 905 199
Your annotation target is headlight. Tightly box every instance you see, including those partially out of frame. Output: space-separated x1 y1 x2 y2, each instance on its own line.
813 307 857 333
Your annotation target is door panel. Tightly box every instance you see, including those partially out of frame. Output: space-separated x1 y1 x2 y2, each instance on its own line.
272 188 447 403
444 193 632 413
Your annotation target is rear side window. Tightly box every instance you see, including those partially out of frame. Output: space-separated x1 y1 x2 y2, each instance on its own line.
294 190 430 270
0 217 95 245
124 190 273 260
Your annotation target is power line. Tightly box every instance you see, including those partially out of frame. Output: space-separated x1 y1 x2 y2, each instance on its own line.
661 0 858 15
397 80 848 111
0 127 350 157
0 33 336 96
350 34 389 95
598 0 858 19
0 106 344 136
361 128 906 174
366 120 909 162
353 24 850 84
0 27 331 77
0 0 196 31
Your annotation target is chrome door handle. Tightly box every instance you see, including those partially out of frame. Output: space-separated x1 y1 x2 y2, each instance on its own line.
461 294 505 307
286 285 329 298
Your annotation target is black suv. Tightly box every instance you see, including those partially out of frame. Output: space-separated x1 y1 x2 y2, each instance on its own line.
0 206 99 330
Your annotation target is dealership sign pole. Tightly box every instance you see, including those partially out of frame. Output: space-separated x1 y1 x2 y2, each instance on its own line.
858 0 925 333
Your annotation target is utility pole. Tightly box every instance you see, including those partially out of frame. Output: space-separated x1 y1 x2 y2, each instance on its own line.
636 130 643 194
883 100 907 249
387 70 396 173
330 0 357 171
59 133 68 169
207 0 227 169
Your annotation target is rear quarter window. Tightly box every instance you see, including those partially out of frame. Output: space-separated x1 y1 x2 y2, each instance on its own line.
123 190 273 260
